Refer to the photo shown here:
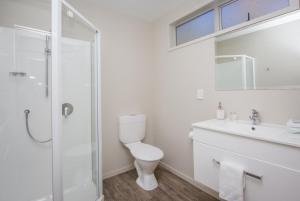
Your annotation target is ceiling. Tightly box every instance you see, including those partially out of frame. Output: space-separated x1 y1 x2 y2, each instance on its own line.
7 0 202 22
88 0 198 22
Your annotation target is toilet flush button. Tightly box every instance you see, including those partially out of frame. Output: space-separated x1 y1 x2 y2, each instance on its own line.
196 89 204 100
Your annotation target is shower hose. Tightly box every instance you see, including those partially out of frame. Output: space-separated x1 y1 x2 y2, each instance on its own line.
24 109 52 143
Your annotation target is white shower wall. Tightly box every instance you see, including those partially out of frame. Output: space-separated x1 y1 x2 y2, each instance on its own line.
0 27 96 201
0 27 52 201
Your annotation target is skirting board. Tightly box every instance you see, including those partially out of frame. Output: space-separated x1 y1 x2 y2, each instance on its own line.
103 164 135 180
97 195 104 201
159 161 219 199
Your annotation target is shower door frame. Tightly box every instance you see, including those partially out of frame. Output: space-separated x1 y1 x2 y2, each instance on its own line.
51 0 102 200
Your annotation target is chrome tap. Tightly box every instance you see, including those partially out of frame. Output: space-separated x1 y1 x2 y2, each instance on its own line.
249 109 260 125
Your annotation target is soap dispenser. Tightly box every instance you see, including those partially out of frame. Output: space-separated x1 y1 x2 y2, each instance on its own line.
216 102 225 120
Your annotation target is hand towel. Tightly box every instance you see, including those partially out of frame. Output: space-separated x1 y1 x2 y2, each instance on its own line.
291 119 300 124
219 161 245 201
288 127 300 134
287 119 300 128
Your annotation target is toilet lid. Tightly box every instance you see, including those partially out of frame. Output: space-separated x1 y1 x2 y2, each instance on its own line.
126 143 164 161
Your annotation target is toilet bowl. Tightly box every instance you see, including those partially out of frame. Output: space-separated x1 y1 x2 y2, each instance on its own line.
119 115 164 191
126 142 163 190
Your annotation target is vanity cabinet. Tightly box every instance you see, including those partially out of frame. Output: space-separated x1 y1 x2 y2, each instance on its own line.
192 120 300 201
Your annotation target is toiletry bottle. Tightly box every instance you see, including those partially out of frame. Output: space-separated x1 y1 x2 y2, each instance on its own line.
216 102 225 120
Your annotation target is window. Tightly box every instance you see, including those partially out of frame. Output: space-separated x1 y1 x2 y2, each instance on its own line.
220 0 290 29
172 0 298 47
176 10 215 46
220 0 249 29
249 0 290 19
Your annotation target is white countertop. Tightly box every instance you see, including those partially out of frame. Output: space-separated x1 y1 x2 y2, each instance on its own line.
192 119 300 148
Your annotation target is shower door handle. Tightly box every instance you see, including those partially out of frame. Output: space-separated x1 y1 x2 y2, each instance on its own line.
62 103 74 118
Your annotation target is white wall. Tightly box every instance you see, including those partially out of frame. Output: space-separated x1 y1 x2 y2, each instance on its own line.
0 0 51 30
67 0 155 178
153 0 300 179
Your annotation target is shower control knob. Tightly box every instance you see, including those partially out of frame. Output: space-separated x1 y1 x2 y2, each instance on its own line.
62 103 74 118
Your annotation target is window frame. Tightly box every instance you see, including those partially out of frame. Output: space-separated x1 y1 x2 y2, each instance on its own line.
175 9 215 46
170 2 216 48
219 0 246 30
218 0 299 30
170 0 300 49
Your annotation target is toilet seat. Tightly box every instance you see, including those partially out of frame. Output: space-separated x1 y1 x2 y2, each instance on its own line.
126 142 164 161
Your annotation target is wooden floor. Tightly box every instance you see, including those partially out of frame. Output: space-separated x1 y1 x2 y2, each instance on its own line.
103 167 218 201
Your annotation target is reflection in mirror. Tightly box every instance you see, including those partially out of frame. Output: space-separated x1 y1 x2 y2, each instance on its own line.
215 11 300 90
216 55 256 90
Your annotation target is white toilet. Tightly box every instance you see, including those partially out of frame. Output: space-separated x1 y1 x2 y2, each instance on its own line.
119 114 164 191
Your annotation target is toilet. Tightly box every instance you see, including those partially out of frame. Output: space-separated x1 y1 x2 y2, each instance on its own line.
119 114 164 191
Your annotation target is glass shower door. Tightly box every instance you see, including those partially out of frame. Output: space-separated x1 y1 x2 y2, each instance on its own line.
59 2 100 201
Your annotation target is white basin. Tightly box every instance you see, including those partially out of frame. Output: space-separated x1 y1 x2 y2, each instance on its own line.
192 119 300 148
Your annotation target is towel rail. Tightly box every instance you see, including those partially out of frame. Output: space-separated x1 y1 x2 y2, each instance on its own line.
212 159 263 180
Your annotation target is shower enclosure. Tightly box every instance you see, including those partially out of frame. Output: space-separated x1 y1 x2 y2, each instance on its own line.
216 55 256 90
0 0 102 201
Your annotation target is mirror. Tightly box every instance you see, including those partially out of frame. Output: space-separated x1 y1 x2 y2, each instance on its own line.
215 12 300 90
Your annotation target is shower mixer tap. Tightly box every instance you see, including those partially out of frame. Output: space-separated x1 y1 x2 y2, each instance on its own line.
62 103 74 118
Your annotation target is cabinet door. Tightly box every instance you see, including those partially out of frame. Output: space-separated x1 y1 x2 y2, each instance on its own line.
194 141 300 201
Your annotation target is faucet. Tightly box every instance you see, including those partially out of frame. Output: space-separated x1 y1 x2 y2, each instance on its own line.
249 109 260 125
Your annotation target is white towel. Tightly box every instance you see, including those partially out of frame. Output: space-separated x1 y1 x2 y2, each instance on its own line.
288 127 300 134
219 161 245 201
291 119 300 124
287 119 300 128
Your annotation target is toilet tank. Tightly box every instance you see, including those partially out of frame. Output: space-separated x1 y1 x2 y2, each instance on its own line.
119 114 146 144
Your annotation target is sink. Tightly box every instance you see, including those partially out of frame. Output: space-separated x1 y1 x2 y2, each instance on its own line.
192 119 300 148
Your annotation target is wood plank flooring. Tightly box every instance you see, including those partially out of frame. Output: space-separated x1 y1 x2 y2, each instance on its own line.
103 167 219 201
